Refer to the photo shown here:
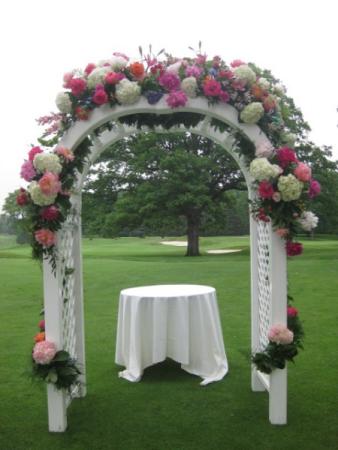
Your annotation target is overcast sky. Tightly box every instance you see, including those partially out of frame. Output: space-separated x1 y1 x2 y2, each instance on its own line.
1 0 337 210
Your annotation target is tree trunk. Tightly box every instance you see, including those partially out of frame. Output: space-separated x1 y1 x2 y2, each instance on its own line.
186 213 200 256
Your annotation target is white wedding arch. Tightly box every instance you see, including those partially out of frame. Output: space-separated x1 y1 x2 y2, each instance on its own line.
42 97 287 431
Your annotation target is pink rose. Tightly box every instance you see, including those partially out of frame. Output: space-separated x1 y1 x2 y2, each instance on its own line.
268 324 294 345
158 72 181 91
258 180 275 199
35 229 56 247
33 340 57 365
20 160 36 181
92 85 108 105
294 162 312 182
38 172 61 196
28 146 43 162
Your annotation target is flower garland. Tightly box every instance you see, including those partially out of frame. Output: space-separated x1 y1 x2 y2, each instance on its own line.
17 47 320 374
31 319 81 390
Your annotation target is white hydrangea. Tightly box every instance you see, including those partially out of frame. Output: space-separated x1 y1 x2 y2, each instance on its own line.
33 153 62 174
28 181 57 206
250 157 281 181
255 141 274 158
233 64 256 85
281 132 297 146
277 174 303 201
240 102 264 124
297 211 319 232
87 67 110 89
115 79 141 105
257 77 270 90
110 56 128 71
55 92 72 114
181 77 198 98
274 83 286 96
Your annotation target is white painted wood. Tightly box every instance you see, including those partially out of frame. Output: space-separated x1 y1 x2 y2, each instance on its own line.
43 257 67 432
269 230 288 424
257 370 270 391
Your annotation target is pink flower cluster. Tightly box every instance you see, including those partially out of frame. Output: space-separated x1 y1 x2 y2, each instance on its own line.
33 340 57 365
268 324 294 345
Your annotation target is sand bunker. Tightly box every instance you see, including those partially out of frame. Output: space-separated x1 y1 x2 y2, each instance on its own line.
161 241 188 247
206 249 242 254
160 241 242 254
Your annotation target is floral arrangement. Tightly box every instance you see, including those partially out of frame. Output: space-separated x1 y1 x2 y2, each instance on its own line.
252 304 304 374
31 319 81 390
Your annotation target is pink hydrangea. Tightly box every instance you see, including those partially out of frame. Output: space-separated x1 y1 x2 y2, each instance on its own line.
69 78 87 96
158 72 181 91
166 91 188 108
258 180 275 199
294 162 312 182
40 205 60 221
33 340 57 365
35 229 56 247
309 179 321 198
92 85 108 105
268 324 294 345
28 146 43 162
20 160 36 181
276 147 298 169
38 172 61 196
203 79 222 97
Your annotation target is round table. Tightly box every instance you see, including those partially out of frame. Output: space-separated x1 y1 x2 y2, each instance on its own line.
115 284 228 385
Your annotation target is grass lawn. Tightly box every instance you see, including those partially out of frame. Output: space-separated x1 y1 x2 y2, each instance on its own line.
0 235 337 450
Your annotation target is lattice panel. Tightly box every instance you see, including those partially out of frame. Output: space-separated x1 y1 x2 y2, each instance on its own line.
257 221 271 350
57 215 79 404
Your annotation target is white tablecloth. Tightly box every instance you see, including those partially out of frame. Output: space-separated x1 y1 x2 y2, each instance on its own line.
115 284 228 385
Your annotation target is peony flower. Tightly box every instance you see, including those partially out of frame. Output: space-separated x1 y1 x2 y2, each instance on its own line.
84 63 96 75
28 146 43 162
28 181 57 206
63 72 74 89
250 157 280 181
277 174 303 201
275 228 289 238
255 142 274 158
181 77 198 98
104 71 124 85
33 153 62 174
158 72 181 91
35 228 56 247
268 324 294 345
231 59 245 68
219 90 230 103
40 205 60 221
297 211 319 232
55 146 74 161
308 179 321 199
294 162 312 182
69 78 87 96
20 160 36 181
287 306 298 317
185 65 203 78
145 90 164 105
240 102 264 124
258 180 275 199
87 66 110 89
115 79 141 105
39 172 61 196
34 332 45 343
33 340 57 365
286 241 303 256
92 84 108 105
129 62 145 79
55 92 72 114
276 147 298 169
233 64 256 85
203 79 222 97
166 90 188 108
16 188 29 206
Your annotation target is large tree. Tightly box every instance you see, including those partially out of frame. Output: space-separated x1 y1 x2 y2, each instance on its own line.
84 132 246 256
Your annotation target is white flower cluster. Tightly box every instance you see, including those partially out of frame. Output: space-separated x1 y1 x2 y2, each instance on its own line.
55 92 72 114
87 67 110 89
297 211 319 232
250 157 281 181
115 79 141 105
33 153 62 174
110 56 128 71
181 77 198 98
240 102 264 124
277 174 303 201
233 65 257 85
28 181 57 206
